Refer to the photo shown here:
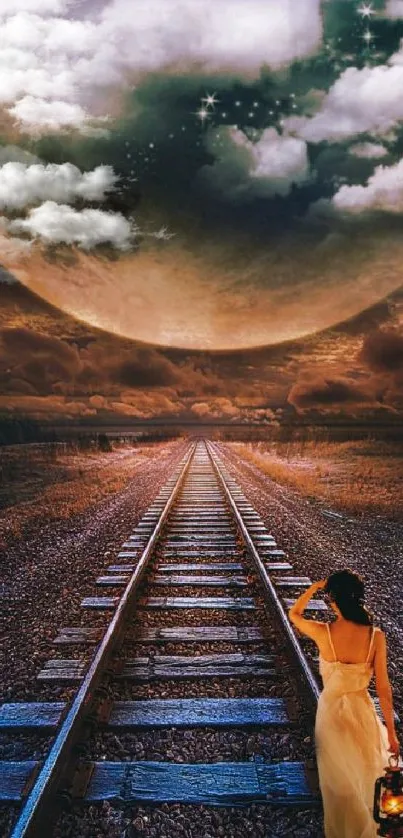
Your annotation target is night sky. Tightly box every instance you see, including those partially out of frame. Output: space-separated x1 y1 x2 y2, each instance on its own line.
0 0 403 424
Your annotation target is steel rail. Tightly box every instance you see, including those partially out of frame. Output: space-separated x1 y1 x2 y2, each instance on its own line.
10 442 196 838
206 441 320 707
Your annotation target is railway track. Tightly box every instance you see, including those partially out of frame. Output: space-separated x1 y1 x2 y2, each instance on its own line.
0 439 327 838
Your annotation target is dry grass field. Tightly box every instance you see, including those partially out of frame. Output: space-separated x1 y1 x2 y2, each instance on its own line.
0 441 165 547
231 440 403 519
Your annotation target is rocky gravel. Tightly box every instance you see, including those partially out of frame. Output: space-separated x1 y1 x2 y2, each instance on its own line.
54 802 323 838
0 440 186 704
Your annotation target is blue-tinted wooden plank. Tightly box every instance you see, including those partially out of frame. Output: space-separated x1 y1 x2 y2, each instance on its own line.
87 760 318 805
0 703 65 730
159 563 244 572
108 698 289 728
54 627 101 645
107 564 135 573
144 597 256 610
134 626 264 643
0 761 37 801
161 550 239 557
120 653 274 681
152 575 247 587
96 576 129 586
81 596 118 609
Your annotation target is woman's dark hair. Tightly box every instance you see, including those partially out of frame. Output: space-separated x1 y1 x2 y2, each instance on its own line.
324 569 373 625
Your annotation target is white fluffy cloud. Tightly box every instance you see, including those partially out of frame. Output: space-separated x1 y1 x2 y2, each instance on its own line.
0 1 70 13
8 97 89 130
200 126 310 202
349 143 388 159
332 158 403 214
0 162 116 210
10 202 133 249
385 0 403 17
286 64 403 142
1 0 322 130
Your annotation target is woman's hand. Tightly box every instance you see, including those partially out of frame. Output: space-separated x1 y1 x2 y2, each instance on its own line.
311 580 326 591
389 731 400 758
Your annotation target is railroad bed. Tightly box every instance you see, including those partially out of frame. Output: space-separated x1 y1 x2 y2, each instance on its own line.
0 440 332 837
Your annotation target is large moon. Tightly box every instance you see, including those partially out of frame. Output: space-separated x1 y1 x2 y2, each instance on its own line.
6 228 403 350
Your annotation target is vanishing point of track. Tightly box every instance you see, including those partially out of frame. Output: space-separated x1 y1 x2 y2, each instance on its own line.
0 440 326 837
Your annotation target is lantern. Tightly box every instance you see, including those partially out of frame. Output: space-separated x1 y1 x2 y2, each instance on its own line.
374 756 403 836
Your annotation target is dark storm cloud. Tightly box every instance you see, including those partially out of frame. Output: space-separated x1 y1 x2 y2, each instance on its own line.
0 327 82 395
1 327 80 367
114 349 181 388
287 375 376 412
360 328 403 372
0 267 17 284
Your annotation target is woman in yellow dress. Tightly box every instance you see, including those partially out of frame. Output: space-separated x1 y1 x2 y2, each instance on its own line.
289 568 400 838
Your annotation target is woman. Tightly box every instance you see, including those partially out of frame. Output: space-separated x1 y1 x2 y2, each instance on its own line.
289 568 400 838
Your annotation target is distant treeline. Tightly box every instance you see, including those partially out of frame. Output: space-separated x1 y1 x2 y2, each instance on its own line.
0 415 57 446
1 414 401 447
0 415 179 447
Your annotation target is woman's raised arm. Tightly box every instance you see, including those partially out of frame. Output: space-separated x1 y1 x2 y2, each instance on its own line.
288 580 326 641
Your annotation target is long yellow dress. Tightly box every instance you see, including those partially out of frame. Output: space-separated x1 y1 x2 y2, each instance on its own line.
315 624 391 838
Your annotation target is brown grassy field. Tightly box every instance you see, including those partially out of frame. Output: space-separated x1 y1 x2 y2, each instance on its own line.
0 441 167 547
231 439 403 519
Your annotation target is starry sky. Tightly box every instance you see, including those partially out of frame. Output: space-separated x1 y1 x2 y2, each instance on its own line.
0 0 403 425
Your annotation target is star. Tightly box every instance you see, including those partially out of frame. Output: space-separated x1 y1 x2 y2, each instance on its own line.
357 3 375 18
202 92 219 108
362 29 374 43
195 107 210 123
235 100 241 107
153 225 175 241
253 101 259 108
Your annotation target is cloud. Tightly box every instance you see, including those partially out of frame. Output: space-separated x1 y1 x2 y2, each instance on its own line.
191 397 240 420
360 328 403 373
0 1 70 13
0 1 322 131
8 97 89 130
114 350 180 388
331 158 403 215
199 126 310 202
99 0 322 74
385 1 403 18
287 374 376 413
0 394 96 417
10 202 133 249
286 65 403 142
0 144 40 165
349 143 388 160
0 162 117 210
0 326 82 394
0 231 32 259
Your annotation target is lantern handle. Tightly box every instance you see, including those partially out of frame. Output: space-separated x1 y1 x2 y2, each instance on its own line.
388 754 400 768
